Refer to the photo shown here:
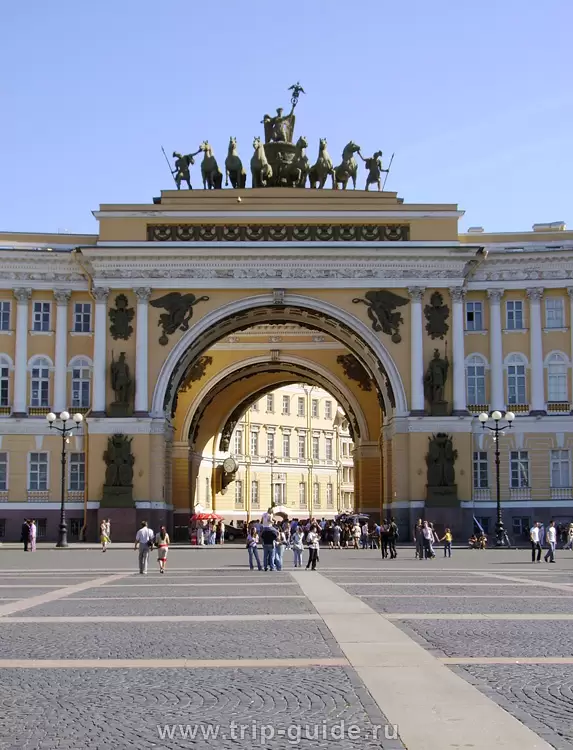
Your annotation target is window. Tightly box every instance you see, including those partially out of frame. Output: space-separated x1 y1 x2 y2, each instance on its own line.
298 434 306 459
69 453 85 492
30 357 51 408
282 433 290 458
466 356 486 404
234 480 243 507
325 437 333 461
312 436 320 459
69 518 82 540
282 395 290 415
546 298 565 329
71 358 91 408
311 399 319 418
251 480 260 509
506 300 524 330
510 451 529 488
299 482 307 507
326 483 334 507
266 394 274 413
512 516 531 538
551 450 570 488
29 452 48 491
273 482 285 504
73 303 91 333
473 451 488 489
0 356 10 407
547 353 568 402
33 301 51 332
267 433 275 457
250 431 259 457
313 482 320 507
251 400 259 411
234 430 243 455
343 467 354 483
297 397 305 417
466 301 483 331
473 517 490 534
325 400 332 420
506 355 526 405
342 442 349 457
0 301 10 331
37 519 47 539
0 452 7 491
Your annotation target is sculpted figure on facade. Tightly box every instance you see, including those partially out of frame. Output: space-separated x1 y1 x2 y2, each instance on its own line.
426 433 457 487
334 141 361 190
225 137 247 188
109 294 134 340
150 292 210 345
352 290 409 343
250 137 273 188
358 150 387 191
424 348 449 406
200 141 223 189
337 353 372 391
172 150 201 190
103 434 135 488
308 138 335 189
179 356 213 393
424 291 450 340
110 352 133 406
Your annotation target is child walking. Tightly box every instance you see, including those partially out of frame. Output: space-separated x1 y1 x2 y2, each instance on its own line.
441 528 453 558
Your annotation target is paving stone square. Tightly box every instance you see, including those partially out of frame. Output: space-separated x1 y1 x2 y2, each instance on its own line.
361 595 573 615
341 584 540 597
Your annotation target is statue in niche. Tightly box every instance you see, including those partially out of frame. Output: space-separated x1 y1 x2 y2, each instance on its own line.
109 294 134 341
352 290 409 343
104 434 134 487
150 292 210 345
424 348 449 409
426 433 457 487
109 352 133 417
424 291 450 340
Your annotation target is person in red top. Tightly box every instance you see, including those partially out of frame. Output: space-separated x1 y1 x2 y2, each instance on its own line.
155 526 170 574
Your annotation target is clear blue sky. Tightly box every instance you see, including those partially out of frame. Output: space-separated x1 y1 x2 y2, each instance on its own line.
1 0 571 235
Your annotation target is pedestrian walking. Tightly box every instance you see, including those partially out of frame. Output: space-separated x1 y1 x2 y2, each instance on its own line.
306 524 320 570
564 523 573 550
530 521 542 563
544 519 557 563
105 519 112 544
333 522 341 549
260 524 278 571
352 522 361 549
292 526 304 567
247 526 262 571
414 520 424 560
274 526 287 571
134 521 154 575
441 527 453 557
100 520 110 552
29 520 37 552
380 520 389 558
421 521 434 559
388 518 398 559
220 520 225 545
155 526 170 573
21 519 30 552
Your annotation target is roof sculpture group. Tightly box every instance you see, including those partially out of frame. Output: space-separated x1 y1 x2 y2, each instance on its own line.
168 83 391 192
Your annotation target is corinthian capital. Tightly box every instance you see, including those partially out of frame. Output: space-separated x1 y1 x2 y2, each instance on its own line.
92 287 110 303
13 288 32 303
449 286 466 302
54 289 71 305
407 286 425 302
487 289 503 303
526 287 544 302
134 287 152 303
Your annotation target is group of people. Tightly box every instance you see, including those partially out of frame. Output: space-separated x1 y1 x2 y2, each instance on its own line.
246 513 322 571
134 521 171 574
20 519 37 551
530 520 564 563
413 519 454 559
195 520 225 546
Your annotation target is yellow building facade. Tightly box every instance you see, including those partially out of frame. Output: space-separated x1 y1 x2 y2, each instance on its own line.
0 187 572 541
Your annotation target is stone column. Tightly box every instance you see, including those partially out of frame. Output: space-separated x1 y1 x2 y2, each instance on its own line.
134 288 152 416
92 287 109 416
487 289 504 411
408 287 426 415
13 288 31 417
53 290 71 414
527 287 546 415
450 287 468 415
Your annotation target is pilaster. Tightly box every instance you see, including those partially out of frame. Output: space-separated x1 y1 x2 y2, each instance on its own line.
134 287 152 416
408 287 425 415
12 288 31 417
91 287 109 416
53 289 71 413
527 287 546 415
487 289 504 411
450 287 468 415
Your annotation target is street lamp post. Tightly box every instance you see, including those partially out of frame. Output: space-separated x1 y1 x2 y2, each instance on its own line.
478 409 515 546
266 450 279 506
46 410 84 548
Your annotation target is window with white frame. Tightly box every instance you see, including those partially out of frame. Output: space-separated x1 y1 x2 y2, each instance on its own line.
282 433 290 458
506 355 527 405
70 358 91 409
251 400 259 412
326 483 333 507
69 453 85 491
234 430 243 455
506 300 524 330
312 435 320 459
0 452 7 491
325 437 333 461
313 482 320 506
234 480 243 507
297 397 305 417
550 449 570 488
466 355 486 404
32 302 51 332
510 450 529 488
545 297 565 329
299 482 307 506
325 400 332 420
473 451 488 488
0 356 10 407
298 434 306 459
282 395 290 415
30 357 51 408
267 432 275 457
0 301 10 331
250 431 259 457
465 301 483 331
73 302 91 333
342 441 349 457
273 481 285 505
547 352 568 402
251 480 260 508
266 394 274 413
29 452 48 491
311 399 319 418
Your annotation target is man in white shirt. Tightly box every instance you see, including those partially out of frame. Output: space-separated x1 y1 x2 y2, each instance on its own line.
135 521 154 574
530 522 542 563
544 520 557 563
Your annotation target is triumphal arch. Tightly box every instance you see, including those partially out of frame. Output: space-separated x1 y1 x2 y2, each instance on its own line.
1 85 572 542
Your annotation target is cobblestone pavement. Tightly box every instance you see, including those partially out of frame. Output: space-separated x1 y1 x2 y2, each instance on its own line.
1 548 573 749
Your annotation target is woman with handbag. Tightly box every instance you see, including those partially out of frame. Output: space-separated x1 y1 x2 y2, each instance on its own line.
155 526 170 574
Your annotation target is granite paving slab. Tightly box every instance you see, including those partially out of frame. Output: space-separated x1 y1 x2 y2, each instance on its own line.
361 596 573 615
70 584 298 598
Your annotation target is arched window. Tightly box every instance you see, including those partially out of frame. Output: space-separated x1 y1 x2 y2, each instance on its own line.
69 357 92 409
29 356 52 408
466 355 487 404
506 354 527 405
546 352 568 402
0 355 12 408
